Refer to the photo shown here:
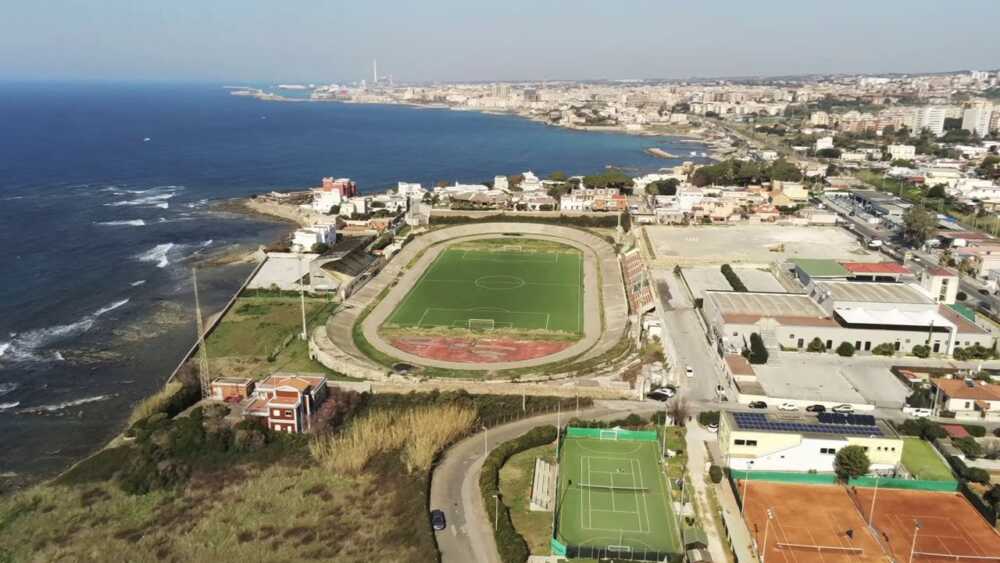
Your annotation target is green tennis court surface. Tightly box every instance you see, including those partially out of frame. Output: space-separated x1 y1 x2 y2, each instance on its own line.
385 243 583 334
553 428 680 561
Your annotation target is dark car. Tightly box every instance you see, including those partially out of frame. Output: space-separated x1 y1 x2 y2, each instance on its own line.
748 401 767 409
430 509 446 531
805 404 827 413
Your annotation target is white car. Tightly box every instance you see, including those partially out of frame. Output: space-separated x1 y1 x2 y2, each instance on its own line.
777 402 798 411
706 423 719 433
910 408 932 418
685 366 694 378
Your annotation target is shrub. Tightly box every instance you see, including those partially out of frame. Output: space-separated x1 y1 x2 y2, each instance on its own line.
309 404 476 474
698 411 721 427
957 291 968 302
965 467 991 485
747 333 768 364
896 418 946 441
872 343 896 356
721 264 748 292
480 426 557 563
806 337 826 353
836 342 855 357
954 437 984 459
963 425 988 438
128 381 183 425
709 465 724 484
912 345 930 358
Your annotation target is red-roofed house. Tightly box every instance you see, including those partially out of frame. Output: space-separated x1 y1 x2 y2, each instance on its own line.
932 377 1000 421
941 424 970 438
244 373 328 433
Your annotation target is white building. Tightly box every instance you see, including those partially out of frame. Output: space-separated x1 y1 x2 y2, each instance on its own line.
493 176 509 191
809 111 831 127
520 171 542 192
396 182 425 198
815 136 834 151
887 144 916 161
911 106 947 137
962 104 994 137
291 223 336 252
919 266 959 305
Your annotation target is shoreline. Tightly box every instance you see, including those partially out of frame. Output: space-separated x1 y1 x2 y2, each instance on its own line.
231 89 714 144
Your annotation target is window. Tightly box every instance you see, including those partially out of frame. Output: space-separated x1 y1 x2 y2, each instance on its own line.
746 440 757 447
864 341 871 351
820 448 836 455
735 439 745 445
966 401 972 409
284 409 293 417
272 409 280 417
894 341 901 351
855 341 862 350
797 338 804 348
826 339 833 349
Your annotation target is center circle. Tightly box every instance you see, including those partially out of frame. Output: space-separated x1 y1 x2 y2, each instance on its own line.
475 275 526 290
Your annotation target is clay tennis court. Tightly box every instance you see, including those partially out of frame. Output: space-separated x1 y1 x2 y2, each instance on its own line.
739 481 890 563
854 488 1000 563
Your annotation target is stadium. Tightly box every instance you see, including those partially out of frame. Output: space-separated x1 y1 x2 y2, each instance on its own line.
324 222 630 372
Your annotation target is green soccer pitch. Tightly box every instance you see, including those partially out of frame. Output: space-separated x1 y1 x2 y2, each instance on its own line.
384 242 583 334
553 429 680 560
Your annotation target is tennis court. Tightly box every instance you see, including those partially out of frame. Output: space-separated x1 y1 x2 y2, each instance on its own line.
385 242 583 334
553 428 680 561
854 488 1000 563
740 481 889 563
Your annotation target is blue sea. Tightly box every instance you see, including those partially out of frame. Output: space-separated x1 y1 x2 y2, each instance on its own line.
0 82 706 481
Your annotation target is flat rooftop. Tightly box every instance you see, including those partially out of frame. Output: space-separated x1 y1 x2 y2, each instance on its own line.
726 411 893 438
791 258 850 278
813 281 931 304
751 355 871 405
707 290 827 318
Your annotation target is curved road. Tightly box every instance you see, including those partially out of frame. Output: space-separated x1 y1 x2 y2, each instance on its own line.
431 401 659 563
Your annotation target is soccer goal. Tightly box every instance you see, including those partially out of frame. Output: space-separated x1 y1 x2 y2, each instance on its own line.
599 429 619 441
467 318 496 331
501 244 523 252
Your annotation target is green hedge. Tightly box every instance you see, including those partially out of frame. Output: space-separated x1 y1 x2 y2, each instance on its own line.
479 425 557 563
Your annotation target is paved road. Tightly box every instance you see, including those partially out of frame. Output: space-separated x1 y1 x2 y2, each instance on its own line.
431 401 658 563
652 268 734 403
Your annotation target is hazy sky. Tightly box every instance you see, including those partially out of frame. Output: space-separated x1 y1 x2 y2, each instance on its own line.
2 0 998 83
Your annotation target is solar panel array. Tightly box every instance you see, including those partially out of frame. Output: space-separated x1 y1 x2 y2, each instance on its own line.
732 412 883 437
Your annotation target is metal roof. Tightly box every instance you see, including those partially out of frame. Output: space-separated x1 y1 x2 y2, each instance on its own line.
791 258 850 278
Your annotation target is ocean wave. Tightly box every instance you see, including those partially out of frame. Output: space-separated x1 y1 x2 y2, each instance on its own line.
0 299 129 364
137 243 174 268
130 280 147 287
105 192 176 207
21 395 110 414
0 382 17 397
155 202 169 209
0 402 19 412
96 219 147 227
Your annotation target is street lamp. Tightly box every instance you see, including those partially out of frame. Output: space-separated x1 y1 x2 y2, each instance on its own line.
761 508 775 563
909 519 922 563
741 460 754 514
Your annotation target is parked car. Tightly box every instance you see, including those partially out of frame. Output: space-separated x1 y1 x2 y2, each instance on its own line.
430 509 446 531
805 404 826 413
646 388 675 401
748 401 767 409
707 423 719 433
909 408 932 418
832 404 854 414
777 402 798 411
685 365 694 378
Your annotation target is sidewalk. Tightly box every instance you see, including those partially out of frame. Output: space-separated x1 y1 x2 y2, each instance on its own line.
685 424 735 563
705 438 758 563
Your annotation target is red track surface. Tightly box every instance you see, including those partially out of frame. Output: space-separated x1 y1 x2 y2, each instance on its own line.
390 336 573 363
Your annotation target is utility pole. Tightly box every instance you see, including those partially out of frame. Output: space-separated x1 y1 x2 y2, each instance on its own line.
192 268 211 399
298 256 308 340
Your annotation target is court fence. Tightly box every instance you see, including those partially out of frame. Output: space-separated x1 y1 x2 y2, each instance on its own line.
552 537 681 562
564 426 659 442
727 469 959 506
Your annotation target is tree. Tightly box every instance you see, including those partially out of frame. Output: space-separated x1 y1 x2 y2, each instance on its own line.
768 159 802 182
709 465 724 484
667 397 690 427
956 291 967 302
890 159 915 168
582 168 634 190
747 333 769 364
807 337 826 353
547 170 568 182
834 445 871 480
836 342 855 357
310 242 330 254
507 174 524 189
927 185 947 199
816 148 842 158
902 206 937 247
912 345 930 358
645 178 680 196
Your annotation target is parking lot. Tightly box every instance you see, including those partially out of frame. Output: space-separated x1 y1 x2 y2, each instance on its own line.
646 225 879 265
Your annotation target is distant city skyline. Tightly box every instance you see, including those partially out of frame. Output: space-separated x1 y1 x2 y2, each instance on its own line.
2 0 999 83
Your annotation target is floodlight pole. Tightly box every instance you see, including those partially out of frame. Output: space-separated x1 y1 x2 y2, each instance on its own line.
742 461 754 514
868 474 880 527
909 519 922 563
